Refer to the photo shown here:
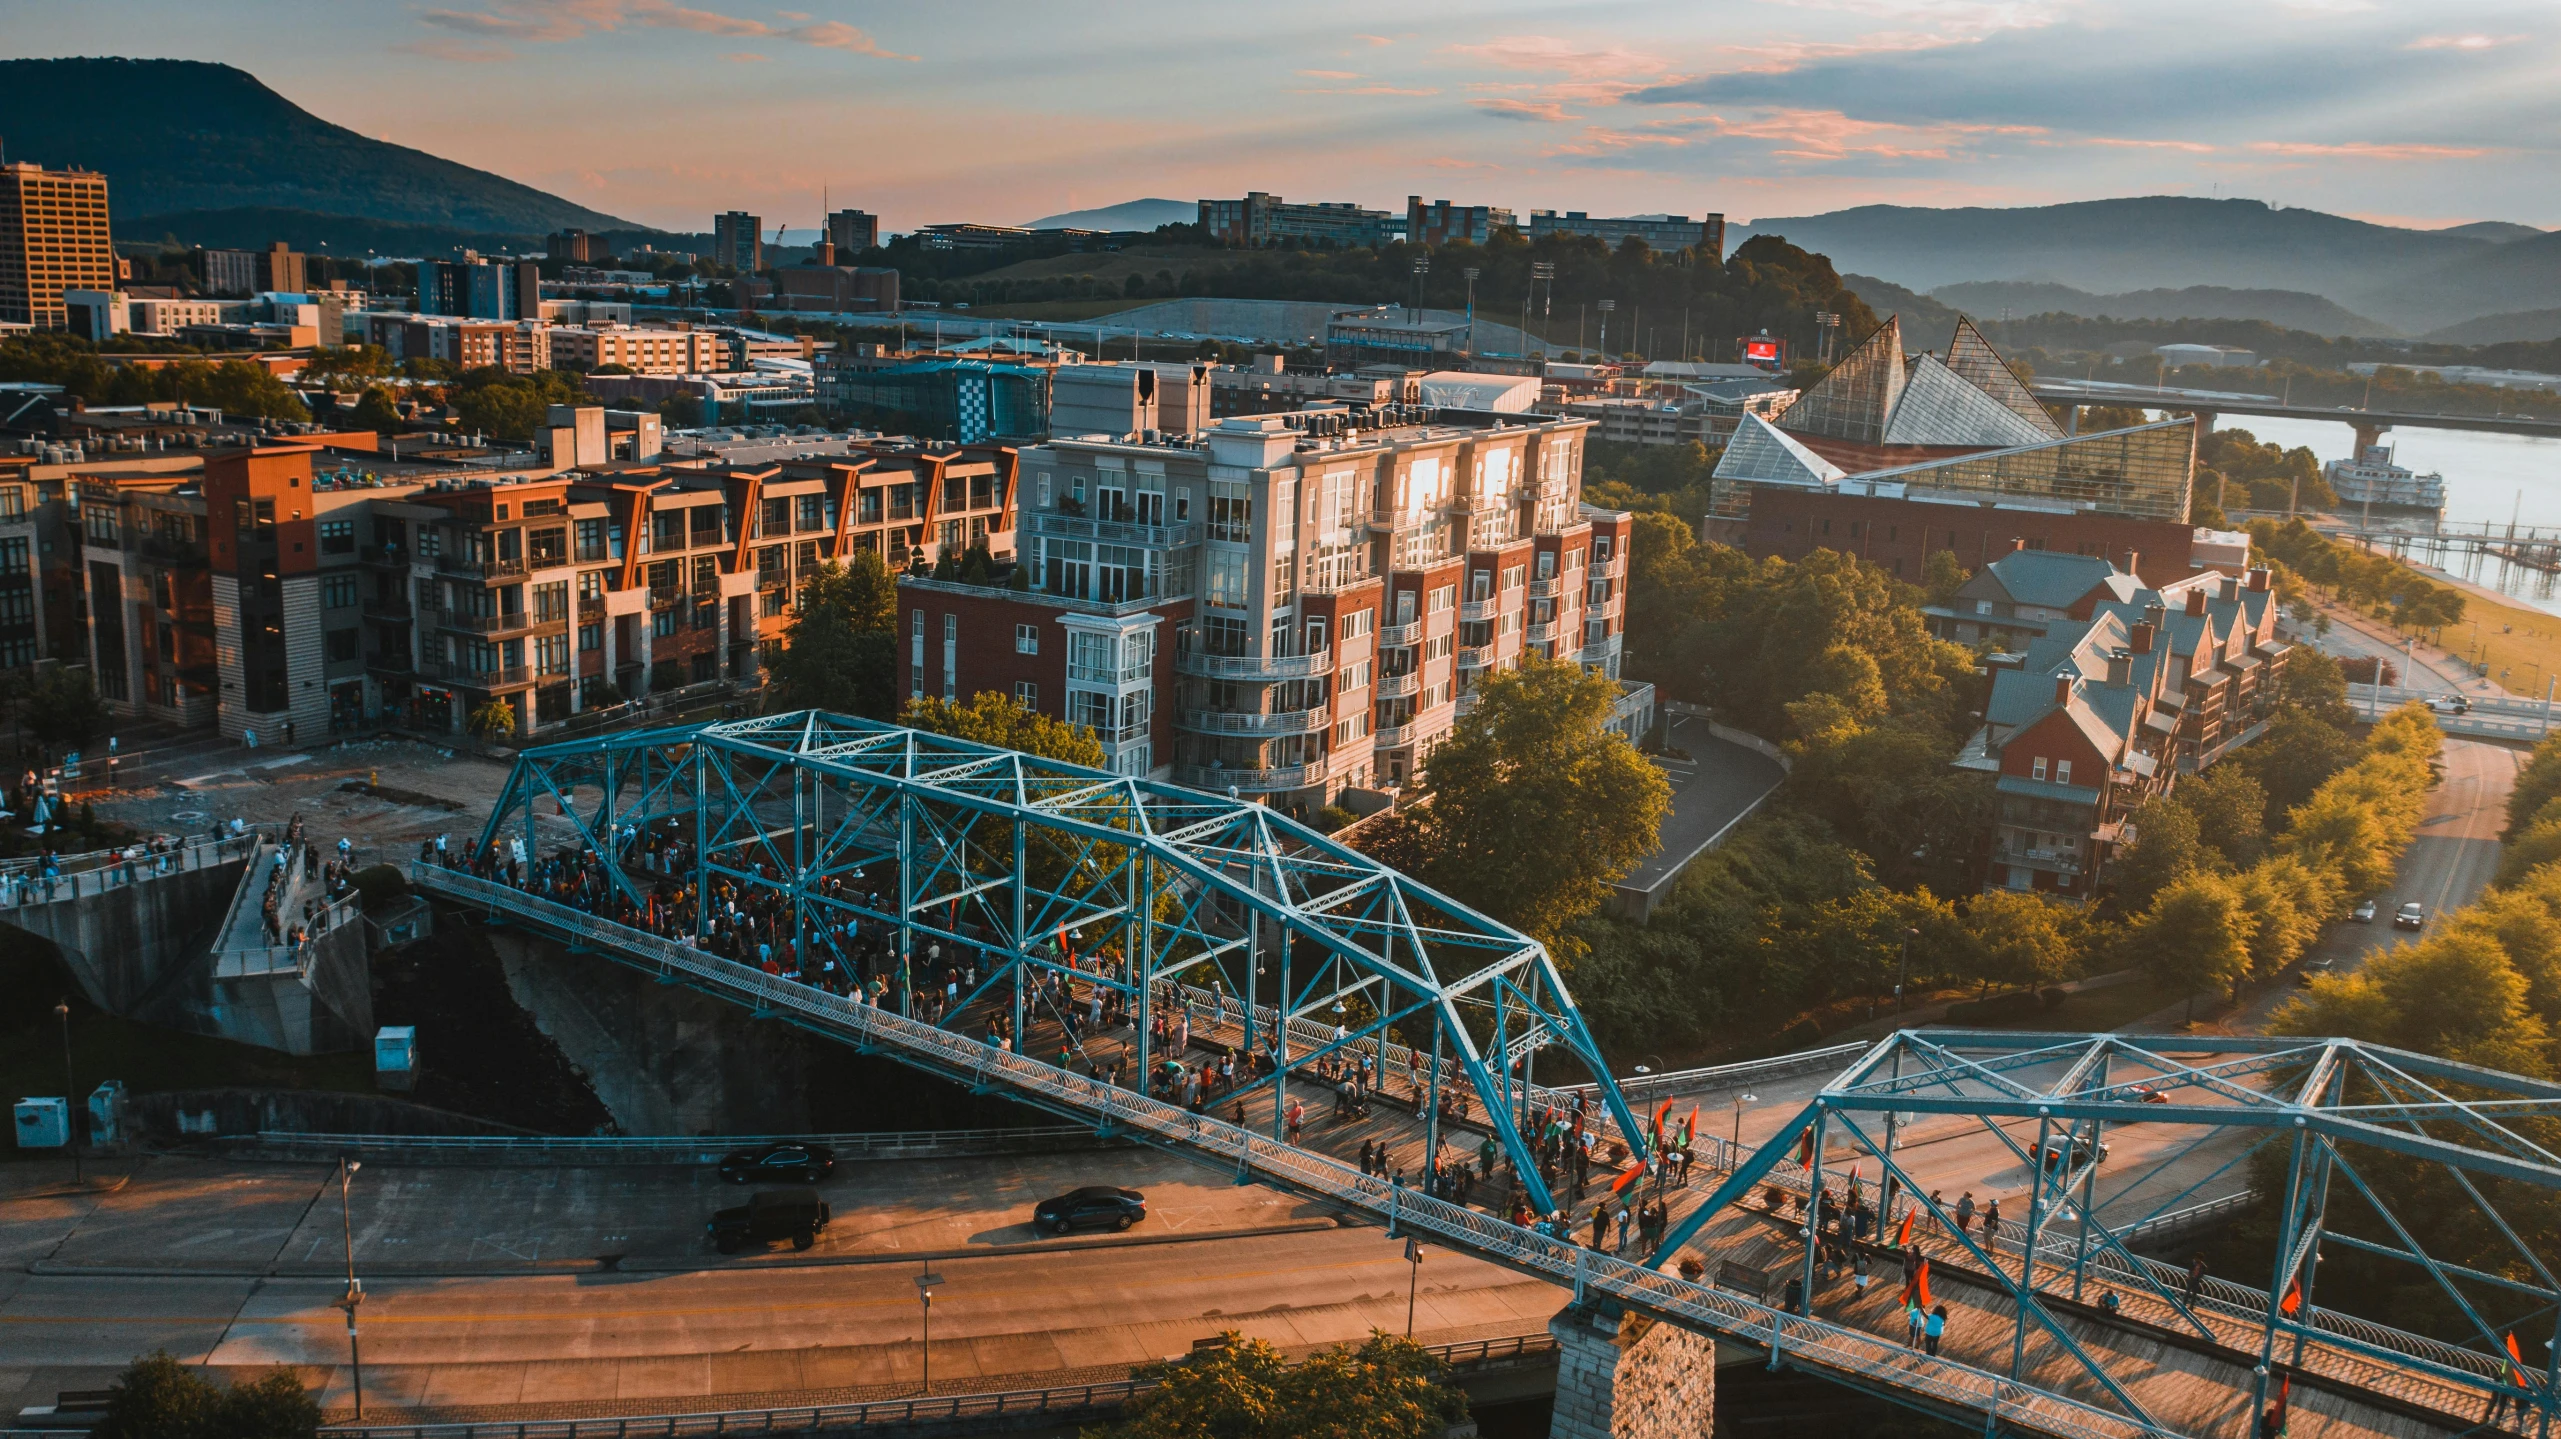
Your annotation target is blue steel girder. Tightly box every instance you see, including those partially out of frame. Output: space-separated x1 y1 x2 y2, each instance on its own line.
476 710 1652 1213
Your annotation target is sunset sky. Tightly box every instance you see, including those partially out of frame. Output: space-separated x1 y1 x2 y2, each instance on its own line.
9 0 2556 233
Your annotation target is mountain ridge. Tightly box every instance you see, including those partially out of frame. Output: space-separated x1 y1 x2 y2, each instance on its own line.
0 57 641 243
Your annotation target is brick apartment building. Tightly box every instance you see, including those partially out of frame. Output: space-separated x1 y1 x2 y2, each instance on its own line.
899 407 1632 810
1944 548 2289 896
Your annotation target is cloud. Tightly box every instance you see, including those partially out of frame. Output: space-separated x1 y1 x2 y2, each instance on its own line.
419 1 914 57
1353 34 1396 47
1297 69 1364 79
2404 33 2526 51
1449 34 1668 82
2079 136 2217 152
1291 84 1439 97
1552 107 2045 164
723 50 769 62
393 38 515 62
2249 140 2489 160
1474 98 1581 122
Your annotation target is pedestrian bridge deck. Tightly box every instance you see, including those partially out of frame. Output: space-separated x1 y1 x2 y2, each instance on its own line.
416 865 2523 1439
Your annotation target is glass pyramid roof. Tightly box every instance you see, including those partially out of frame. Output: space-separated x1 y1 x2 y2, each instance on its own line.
1882 354 2058 448
1778 316 1904 445
1944 317 2063 438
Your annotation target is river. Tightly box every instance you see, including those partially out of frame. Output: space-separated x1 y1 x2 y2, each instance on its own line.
2189 415 2561 616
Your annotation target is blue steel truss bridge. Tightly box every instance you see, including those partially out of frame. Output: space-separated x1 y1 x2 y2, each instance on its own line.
416 710 2561 1439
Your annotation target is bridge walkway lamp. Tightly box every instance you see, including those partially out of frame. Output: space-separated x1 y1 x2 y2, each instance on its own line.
916 1269 943 1396
338 1158 364 1419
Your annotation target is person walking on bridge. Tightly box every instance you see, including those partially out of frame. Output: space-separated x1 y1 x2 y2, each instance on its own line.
2185 1254 2209 1308
1955 1191 1976 1238
1924 1305 1947 1356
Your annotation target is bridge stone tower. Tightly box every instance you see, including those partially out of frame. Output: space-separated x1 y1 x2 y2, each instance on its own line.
1546 1303 1716 1439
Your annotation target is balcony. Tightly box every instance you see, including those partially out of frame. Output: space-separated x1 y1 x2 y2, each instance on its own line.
1458 597 1500 622
1456 644 1495 670
361 596 414 623
577 593 607 620
440 610 548 637
1375 620 1423 648
1523 621 1557 646
1591 554 1627 580
1027 511 1200 549
1579 631 1623 664
364 651 414 675
1527 576 1567 600
1994 846 2085 876
362 545 412 570
1174 762 1326 794
1373 722 1416 748
1376 670 1421 700
137 534 208 567
1173 649 1329 681
418 655 536 689
438 552 526 580
1179 706 1329 737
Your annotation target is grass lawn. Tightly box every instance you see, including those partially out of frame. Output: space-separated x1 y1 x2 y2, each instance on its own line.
2446 586 2561 700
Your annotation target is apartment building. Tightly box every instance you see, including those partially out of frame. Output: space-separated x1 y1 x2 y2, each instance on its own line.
343 312 552 372
419 257 542 321
826 209 880 256
1198 193 1399 249
899 407 1627 808
1526 210 1725 257
1407 197 1514 247
1949 548 2289 896
547 324 727 376
714 212 762 273
0 457 47 669
0 161 116 329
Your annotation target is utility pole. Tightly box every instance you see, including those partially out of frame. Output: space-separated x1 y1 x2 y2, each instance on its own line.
916 1269 943 1395
1463 267 1480 359
338 1158 364 1419
1403 1236 1423 1337
1598 299 1615 360
55 999 77 1184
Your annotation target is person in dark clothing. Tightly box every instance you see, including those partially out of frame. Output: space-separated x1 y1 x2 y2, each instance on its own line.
2185 1254 2209 1307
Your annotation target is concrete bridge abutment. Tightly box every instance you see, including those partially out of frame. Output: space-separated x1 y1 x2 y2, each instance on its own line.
1546 1302 1716 1439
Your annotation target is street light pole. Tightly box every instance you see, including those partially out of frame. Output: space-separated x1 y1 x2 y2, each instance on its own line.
1895 927 1920 1013
55 999 77 1184
916 1270 943 1396
339 1158 363 1419
1403 1236 1423 1338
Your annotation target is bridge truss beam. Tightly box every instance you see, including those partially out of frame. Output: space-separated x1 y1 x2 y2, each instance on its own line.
474 710 1645 1214
1648 1030 2561 1435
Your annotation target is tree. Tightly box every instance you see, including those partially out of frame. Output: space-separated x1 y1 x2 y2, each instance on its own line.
1921 549 1967 607
771 552 899 719
95 1351 318 1439
902 691 1105 767
2506 731 2561 839
348 384 402 435
466 698 517 742
2233 706 2358 822
2110 794 2208 911
2126 873 2254 1021
1414 658 1671 951
1957 888 2081 999
21 664 109 750
2279 929 2549 1075
2177 766 2269 870
1107 1332 1467 1439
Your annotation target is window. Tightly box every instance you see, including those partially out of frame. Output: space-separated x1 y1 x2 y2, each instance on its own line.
1121 629 1155 683
1339 609 1372 641
532 580 569 623
1340 660 1371 692
1335 712 1370 745
910 611 924 697
524 498 563 517
536 632 571 677
1036 473 1051 509
762 497 791 536
319 518 355 555
652 607 678 638
1068 631 1115 684
796 495 824 533
578 622 602 652
1205 548 1250 608
1976 601 1993 616
692 507 724 546
529 527 567 564
1015 623 1039 655
2032 756 2049 781
1207 480 1252 542
320 574 358 609
654 510 686 553
576 519 607 562
325 628 359 661
941 613 957 700
1014 680 1038 709
695 600 718 630
1424 633 1454 661
2055 759 2073 785
1429 585 1455 613
1502 564 1525 593
1068 689 1112 733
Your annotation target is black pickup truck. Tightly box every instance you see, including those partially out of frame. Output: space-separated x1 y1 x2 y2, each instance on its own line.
709 1187 832 1254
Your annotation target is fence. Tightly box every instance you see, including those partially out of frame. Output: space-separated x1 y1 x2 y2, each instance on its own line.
0 829 266 910
228 1124 1123 1166
414 865 2230 1439
320 1333 1557 1439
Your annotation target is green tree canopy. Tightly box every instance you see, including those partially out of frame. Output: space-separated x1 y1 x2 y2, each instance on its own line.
1413 657 1671 951
1106 1332 1467 1439
2126 872 2254 1019
1957 888 2083 998
95 1351 317 1439
772 552 899 720
902 690 1106 768
2111 793 2209 911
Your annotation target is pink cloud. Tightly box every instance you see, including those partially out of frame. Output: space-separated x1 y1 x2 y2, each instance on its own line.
2078 136 2217 153
393 37 515 61
2403 33 2526 50
2249 140 2489 160
1474 98 1581 122
1297 69 1364 79
420 1 914 57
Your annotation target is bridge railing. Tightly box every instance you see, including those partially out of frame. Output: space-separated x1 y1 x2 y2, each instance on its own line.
318 1332 1560 1438
415 865 2199 1439
0 830 267 909
226 1125 1121 1165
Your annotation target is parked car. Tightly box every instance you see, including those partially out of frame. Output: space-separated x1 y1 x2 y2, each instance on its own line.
2297 956 2336 986
2351 900 2378 924
2395 902 2426 930
1033 1185 1147 1235
2430 695 2472 715
2034 1136 2110 1170
709 1188 831 1254
719 1142 836 1184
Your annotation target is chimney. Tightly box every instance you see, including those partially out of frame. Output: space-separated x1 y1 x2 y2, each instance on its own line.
2121 549 2140 579
2012 537 2028 553
2221 575 2241 601
2106 648 2132 686
2144 601 2167 630
2248 566 2271 593
2055 674 2074 705
2131 620 2156 654
2186 587 2208 616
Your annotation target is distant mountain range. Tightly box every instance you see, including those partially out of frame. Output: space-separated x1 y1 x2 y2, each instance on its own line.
1024 198 1197 231
0 57 647 252
1928 282 2391 338
1735 198 2555 335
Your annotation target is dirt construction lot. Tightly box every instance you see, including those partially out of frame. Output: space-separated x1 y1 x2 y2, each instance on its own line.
86 736 518 870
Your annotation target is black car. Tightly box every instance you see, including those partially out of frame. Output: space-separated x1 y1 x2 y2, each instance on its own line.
709 1188 832 1254
719 1142 836 1183
2034 1136 2110 1170
1033 1185 1147 1235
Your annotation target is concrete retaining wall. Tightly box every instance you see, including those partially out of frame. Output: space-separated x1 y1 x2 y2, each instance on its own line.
1547 1304 1716 1439
136 1087 540 1140
1 858 248 1012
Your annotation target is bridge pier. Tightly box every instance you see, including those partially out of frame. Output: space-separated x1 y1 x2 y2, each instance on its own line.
2353 420 2389 455
1546 1302 1716 1439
